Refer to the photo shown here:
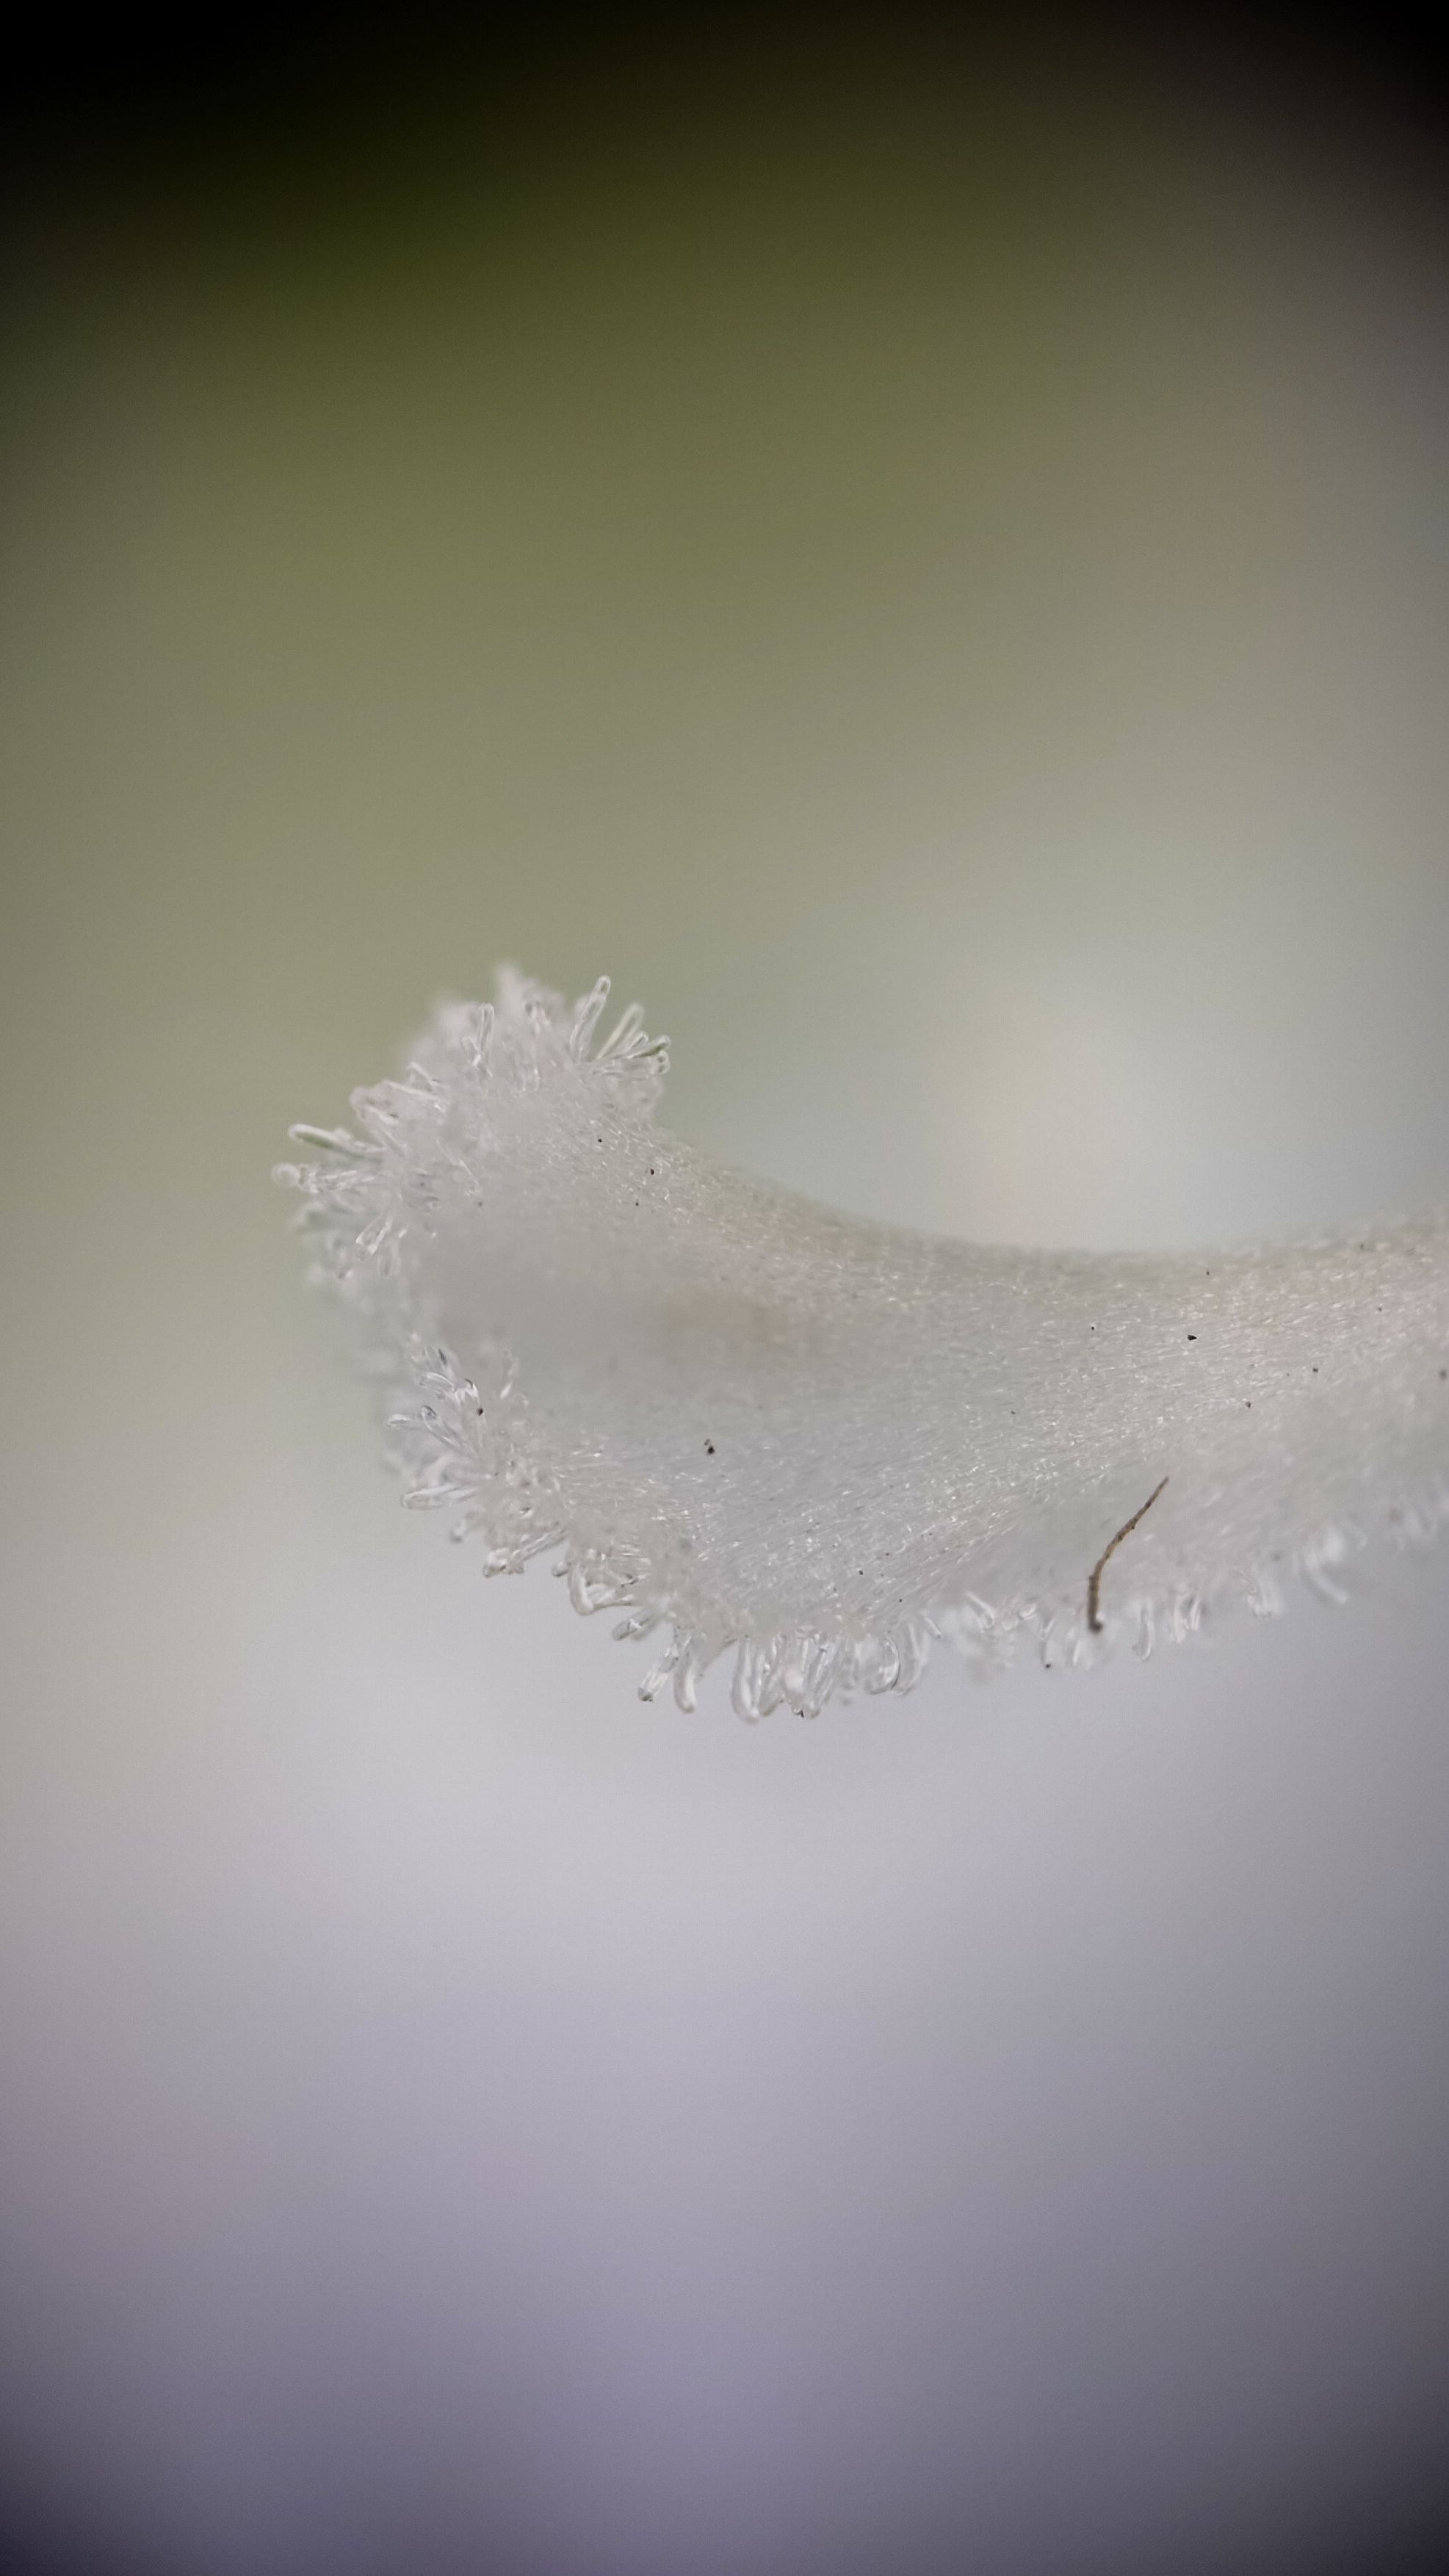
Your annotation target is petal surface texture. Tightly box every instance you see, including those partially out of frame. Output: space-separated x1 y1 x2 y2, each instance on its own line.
279 971 1449 1713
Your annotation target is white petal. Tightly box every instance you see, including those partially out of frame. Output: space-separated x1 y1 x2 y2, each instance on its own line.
279 972 1449 1713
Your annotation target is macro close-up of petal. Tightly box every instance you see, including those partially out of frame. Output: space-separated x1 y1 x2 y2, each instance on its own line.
282 971 1449 1714
9 12 1449 2575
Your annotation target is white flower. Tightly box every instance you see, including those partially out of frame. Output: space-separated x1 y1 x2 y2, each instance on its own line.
278 969 1449 1716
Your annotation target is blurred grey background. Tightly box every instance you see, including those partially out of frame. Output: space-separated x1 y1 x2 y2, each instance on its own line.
3 10 1449 2572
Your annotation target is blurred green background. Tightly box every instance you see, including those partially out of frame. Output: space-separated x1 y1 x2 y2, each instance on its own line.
3 13 1449 2573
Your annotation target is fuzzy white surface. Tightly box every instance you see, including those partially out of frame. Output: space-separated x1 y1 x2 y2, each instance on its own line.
280 971 1449 1714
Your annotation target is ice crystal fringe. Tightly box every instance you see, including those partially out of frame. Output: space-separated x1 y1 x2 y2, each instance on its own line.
278 969 1449 1718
